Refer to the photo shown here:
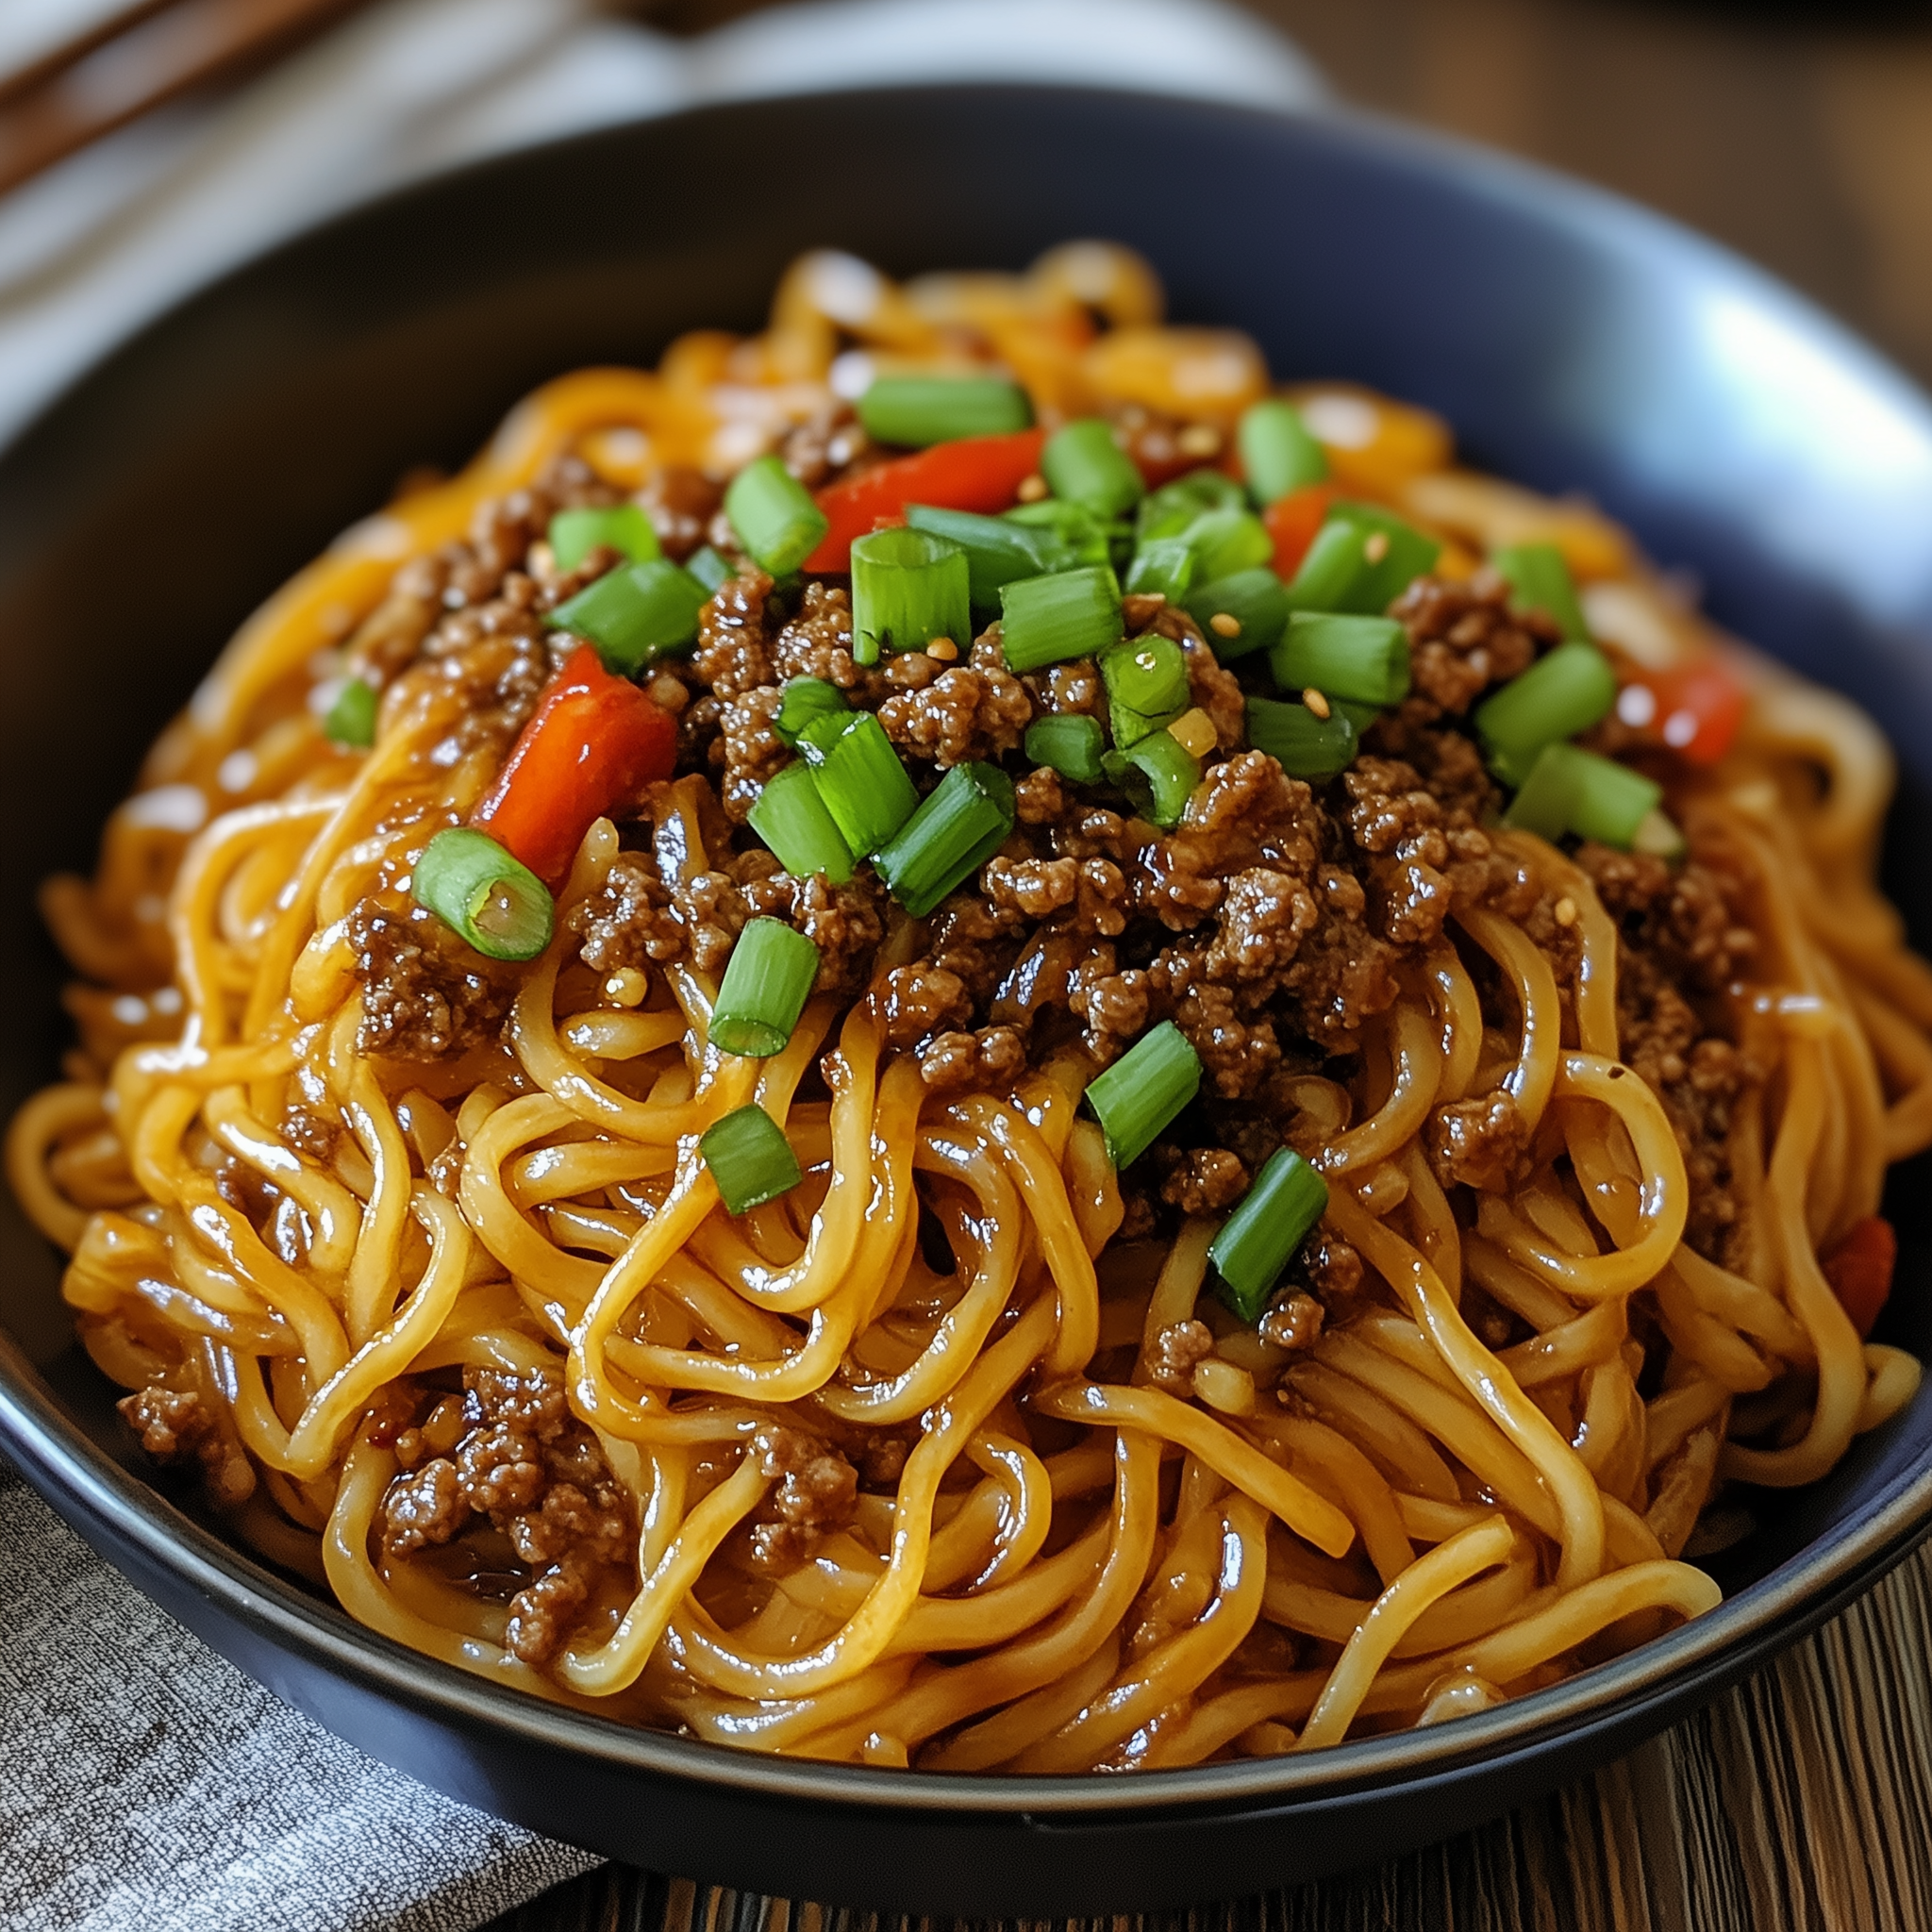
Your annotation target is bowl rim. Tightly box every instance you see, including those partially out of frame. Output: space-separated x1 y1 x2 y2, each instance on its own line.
4 76 1932 1822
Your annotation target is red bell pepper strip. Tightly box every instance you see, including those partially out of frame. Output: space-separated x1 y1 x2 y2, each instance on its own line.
1615 660 1746 766
1264 484 1335 582
805 428 1047 572
471 643 676 883
1823 1215 1896 1340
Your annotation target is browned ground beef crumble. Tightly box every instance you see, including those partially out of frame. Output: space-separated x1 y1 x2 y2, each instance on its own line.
117 435 1760 1663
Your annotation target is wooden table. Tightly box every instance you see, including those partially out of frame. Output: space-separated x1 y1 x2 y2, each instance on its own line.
490 2 1932 1924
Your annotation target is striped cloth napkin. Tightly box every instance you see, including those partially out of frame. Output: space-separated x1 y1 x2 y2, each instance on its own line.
0 8 1321 1930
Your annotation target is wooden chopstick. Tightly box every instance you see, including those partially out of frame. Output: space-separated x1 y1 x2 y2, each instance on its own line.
0 0 378 197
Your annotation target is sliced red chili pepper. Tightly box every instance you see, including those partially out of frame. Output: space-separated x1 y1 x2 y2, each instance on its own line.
805 428 1046 573
1823 1214 1896 1340
1615 660 1746 767
1264 484 1335 583
472 643 676 883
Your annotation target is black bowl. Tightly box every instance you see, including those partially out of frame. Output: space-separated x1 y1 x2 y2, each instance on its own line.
5 85 1932 1916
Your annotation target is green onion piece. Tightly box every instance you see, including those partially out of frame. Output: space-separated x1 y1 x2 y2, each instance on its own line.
1004 497 1121 573
1124 537 1198 603
411 827 555 963
710 917 820 1058
1331 697 1384 738
858 375 1033 447
1180 506 1273 583
700 1103 804 1215
1024 712 1108 785
774 677 851 748
547 558 708 673
1084 1020 1203 1170
1208 1147 1329 1322
1474 640 1618 786
850 525 972 667
686 544 736 594
998 564 1124 673
724 455 829 575
1108 729 1201 829
1101 635 1190 717
1138 468 1244 542
1502 741 1662 850
796 710 919 856
1271 612 1412 708
1041 418 1145 520
324 676 377 748
906 504 1059 610
873 760 1016 918
747 762 855 884
1246 697 1358 782
548 504 660 572
1281 518 1374 614
1237 399 1327 506
1284 508 1441 616
1184 567 1291 662
1493 541 1589 641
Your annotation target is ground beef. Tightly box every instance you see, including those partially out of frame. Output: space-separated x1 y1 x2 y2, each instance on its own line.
746 1425 859 1574
691 568 776 698
779 402 873 489
637 465 721 560
1158 1145 1248 1214
879 663 1032 766
717 687 788 822
1145 1319 1215 1396
773 581 869 688
377 1365 634 1666
1428 1091 1531 1192
118 1385 255 1506
1390 571 1550 716
350 892 517 1060
1258 1291 1324 1353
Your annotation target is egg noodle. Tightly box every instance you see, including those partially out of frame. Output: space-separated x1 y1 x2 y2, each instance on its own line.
9 242 1930 1772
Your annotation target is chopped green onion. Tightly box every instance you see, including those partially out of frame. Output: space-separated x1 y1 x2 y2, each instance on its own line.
324 676 378 748
1237 400 1326 506
1179 506 1273 583
710 918 820 1058
850 526 971 667
1283 508 1440 616
1108 729 1201 829
1271 612 1412 708
548 504 660 572
906 504 1060 609
747 761 855 883
1138 468 1244 542
700 1103 804 1215
686 544 736 594
1493 541 1589 641
1124 537 1198 603
1246 697 1358 781
724 455 829 575
1102 636 1190 717
774 677 851 748
998 564 1124 673
1209 1148 1328 1322
1184 568 1291 662
1041 419 1145 520
1024 712 1108 785
796 710 919 856
1474 640 1618 786
411 827 554 963
1084 1021 1203 1170
858 375 1032 447
548 558 708 673
1502 741 1662 849
1004 497 1121 572
1331 697 1384 738
874 760 1016 918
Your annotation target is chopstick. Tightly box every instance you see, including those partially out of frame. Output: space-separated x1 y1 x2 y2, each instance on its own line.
0 0 379 197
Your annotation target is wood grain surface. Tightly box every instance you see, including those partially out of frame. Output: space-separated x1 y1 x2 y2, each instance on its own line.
488 4 1932 1924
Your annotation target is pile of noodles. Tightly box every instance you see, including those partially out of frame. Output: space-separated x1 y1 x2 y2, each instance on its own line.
10 242 1932 1773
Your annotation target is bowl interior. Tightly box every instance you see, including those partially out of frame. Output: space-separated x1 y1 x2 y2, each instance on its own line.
4 82 1932 1803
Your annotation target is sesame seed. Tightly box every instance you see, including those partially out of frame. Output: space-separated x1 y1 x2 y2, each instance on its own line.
1209 611 1241 639
1362 530 1391 564
1017 475 1049 503
925 637 958 662
1176 424 1222 458
1554 896 1578 928
1303 688 1331 721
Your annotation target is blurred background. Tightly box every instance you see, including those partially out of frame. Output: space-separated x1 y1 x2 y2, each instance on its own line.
4 0 1932 400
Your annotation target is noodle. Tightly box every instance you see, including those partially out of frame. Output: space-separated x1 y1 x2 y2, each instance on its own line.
12 242 1928 1774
